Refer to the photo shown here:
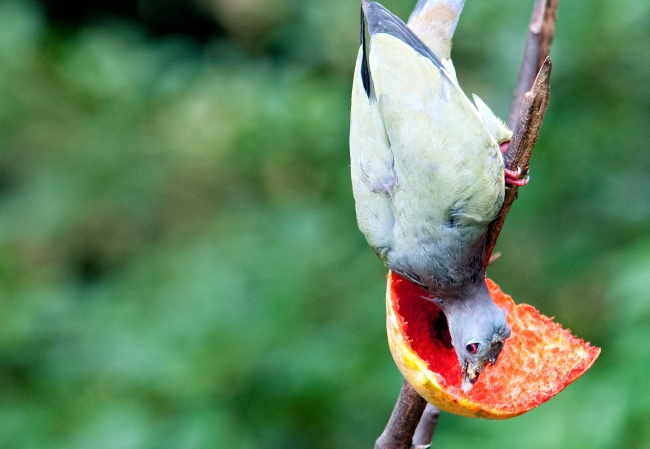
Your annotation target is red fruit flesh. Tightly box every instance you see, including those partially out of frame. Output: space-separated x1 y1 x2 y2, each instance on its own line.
390 272 600 416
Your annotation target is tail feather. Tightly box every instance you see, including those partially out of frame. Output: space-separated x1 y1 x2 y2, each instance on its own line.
407 0 465 76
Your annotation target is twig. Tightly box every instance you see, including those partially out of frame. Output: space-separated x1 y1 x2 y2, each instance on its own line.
507 0 559 129
483 0 559 268
375 380 427 449
483 59 552 268
378 0 559 446
411 404 441 448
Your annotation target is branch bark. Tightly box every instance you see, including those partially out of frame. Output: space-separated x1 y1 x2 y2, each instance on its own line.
378 0 559 446
483 58 552 268
375 380 427 449
507 0 559 129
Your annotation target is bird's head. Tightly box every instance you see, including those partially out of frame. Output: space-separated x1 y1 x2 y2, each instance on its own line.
442 282 511 393
455 321 510 393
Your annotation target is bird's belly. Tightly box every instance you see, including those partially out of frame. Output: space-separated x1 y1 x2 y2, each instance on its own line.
385 160 502 286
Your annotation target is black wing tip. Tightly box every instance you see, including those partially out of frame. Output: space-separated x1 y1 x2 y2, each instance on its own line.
363 1 446 72
360 3 371 98
359 0 448 99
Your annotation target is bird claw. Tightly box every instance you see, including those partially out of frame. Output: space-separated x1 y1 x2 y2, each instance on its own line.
504 166 529 187
501 141 529 187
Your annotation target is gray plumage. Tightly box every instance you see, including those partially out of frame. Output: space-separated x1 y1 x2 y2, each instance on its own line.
350 0 511 392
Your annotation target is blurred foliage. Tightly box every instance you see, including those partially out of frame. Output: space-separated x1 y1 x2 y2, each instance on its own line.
0 0 649 447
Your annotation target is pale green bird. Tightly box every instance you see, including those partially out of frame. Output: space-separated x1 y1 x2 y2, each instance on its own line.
350 0 526 392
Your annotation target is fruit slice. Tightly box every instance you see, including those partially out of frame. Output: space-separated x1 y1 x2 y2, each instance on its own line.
386 271 600 419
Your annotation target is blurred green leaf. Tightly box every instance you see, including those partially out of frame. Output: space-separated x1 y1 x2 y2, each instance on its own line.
0 0 648 447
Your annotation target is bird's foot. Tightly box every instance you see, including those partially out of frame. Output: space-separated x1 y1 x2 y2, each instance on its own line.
504 167 529 187
500 141 529 187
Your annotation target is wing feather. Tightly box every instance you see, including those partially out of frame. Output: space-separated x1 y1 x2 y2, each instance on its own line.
351 2 505 286
350 47 396 260
367 4 504 284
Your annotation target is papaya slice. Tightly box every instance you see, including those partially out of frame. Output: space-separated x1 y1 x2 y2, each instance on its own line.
386 271 600 419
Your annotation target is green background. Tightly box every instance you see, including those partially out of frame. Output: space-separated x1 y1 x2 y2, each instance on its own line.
0 0 649 447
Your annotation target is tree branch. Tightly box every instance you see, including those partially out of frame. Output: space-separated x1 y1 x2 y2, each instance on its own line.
375 380 427 449
507 0 559 129
483 59 552 268
483 0 559 268
378 0 559 446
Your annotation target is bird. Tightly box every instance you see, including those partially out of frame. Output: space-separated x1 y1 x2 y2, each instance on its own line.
349 0 527 393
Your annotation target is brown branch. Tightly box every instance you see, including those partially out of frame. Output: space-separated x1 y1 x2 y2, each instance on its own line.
507 0 559 129
375 380 427 449
483 59 552 268
483 0 559 267
379 0 559 446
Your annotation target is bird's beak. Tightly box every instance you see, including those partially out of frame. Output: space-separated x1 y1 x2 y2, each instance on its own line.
461 361 482 393
487 341 504 366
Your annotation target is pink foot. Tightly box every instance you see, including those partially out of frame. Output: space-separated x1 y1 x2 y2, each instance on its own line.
505 167 529 186
500 141 529 187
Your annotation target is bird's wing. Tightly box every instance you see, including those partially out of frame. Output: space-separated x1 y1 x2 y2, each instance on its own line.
349 7 397 260
361 2 505 285
407 0 465 79
407 0 512 143
472 94 513 144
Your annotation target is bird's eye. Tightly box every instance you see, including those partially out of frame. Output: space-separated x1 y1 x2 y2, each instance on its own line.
466 343 479 354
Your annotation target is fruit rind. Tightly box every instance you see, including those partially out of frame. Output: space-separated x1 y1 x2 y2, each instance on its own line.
386 272 601 419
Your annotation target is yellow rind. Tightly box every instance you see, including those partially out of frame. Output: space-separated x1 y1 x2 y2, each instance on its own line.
385 273 523 419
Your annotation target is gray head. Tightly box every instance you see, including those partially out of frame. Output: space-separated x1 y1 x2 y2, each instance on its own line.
440 281 511 393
